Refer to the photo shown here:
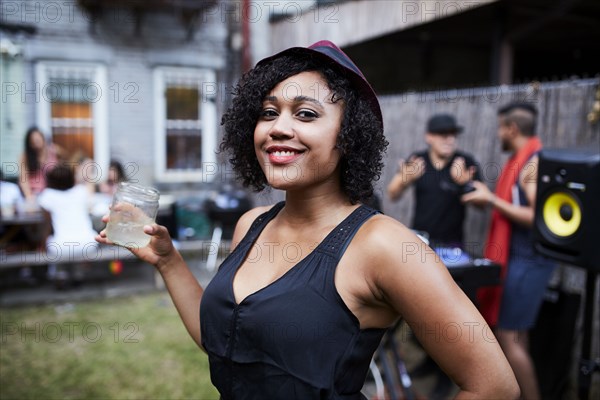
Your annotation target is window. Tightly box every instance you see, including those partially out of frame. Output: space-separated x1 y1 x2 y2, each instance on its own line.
36 62 109 173
48 79 94 158
154 67 217 182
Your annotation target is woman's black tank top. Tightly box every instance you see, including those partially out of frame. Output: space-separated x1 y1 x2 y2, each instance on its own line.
200 202 386 399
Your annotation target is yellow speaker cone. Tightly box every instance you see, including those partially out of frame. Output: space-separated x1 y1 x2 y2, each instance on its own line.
542 191 582 237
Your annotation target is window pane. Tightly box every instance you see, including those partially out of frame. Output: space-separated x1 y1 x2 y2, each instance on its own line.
50 102 94 158
166 87 199 120
166 129 202 170
51 102 92 118
48 79 97 103
52 127 94 159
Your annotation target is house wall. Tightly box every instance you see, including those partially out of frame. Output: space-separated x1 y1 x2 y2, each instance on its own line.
0 54 27 175
1 0 228 187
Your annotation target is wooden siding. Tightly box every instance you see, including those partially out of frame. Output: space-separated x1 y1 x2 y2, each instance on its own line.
270 0 497 52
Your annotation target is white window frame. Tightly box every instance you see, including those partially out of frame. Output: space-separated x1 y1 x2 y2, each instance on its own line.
35 61 109 176
153 66 217 182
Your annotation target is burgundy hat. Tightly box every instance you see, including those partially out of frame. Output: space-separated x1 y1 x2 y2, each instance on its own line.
256 40 383 129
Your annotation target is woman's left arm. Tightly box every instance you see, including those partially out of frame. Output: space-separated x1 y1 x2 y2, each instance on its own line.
367 219 519 399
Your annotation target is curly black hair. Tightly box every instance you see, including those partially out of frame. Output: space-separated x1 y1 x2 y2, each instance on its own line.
220 54 388 204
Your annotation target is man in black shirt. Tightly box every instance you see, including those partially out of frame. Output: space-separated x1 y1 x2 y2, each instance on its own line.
387 113 480 247
387 113 481 398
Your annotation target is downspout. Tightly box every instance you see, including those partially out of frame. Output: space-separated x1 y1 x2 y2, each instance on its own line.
242 0 251 72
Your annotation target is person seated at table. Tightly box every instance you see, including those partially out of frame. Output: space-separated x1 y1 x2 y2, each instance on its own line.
0 169 23 218
1 168 43 258
89 160 129 220
38 163 98 288
98 160 128 196
19 127 64 200
69 149 98 196
1 169 28 276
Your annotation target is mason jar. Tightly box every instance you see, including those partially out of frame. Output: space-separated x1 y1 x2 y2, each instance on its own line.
105 182 160 248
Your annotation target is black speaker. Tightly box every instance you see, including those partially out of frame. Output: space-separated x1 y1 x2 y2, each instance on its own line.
534 148 600 271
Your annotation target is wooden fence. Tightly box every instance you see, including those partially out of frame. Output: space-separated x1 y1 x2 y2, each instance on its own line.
378 78 600 255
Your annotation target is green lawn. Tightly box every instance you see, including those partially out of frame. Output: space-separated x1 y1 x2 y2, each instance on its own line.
0 292 219 400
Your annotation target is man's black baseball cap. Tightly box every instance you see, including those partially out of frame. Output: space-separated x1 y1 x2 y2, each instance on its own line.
426 114 463 134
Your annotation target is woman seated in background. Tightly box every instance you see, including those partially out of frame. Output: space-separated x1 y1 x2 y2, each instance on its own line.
98 160 128 196
19 127 64 200
89 160 128 221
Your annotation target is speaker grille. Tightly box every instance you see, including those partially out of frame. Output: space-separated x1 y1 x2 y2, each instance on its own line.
542 191 582 237
534 148 600 271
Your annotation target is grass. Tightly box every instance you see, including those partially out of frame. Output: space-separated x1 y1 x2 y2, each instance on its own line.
0 292 219 400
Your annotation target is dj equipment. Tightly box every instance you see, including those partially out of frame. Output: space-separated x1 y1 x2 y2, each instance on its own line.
433 247 501 304
533 148 600 272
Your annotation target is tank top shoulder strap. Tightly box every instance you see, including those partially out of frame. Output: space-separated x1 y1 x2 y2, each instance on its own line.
318 205 379 261
511 151 539 207
239 201 285 246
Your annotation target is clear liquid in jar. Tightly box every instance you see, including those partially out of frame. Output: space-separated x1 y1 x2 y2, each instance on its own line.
105 214 154 248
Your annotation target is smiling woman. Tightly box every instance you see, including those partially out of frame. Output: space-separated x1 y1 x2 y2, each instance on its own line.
96 40 520 400
220 43 385 204
252 71 344 191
